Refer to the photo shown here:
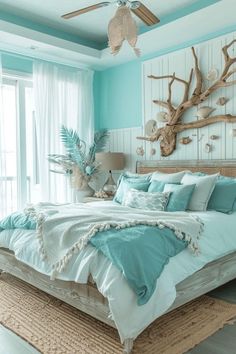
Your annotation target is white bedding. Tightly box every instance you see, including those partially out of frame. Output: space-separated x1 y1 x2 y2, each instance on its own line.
0 201 236 342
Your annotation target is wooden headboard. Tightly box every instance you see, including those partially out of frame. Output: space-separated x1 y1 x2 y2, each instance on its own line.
136 160 236 178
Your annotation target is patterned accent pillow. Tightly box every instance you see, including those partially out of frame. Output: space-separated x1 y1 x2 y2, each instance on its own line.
122 189 170 211
113 178 150 204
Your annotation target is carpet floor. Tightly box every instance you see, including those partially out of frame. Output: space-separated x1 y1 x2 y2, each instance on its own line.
0 274 236 354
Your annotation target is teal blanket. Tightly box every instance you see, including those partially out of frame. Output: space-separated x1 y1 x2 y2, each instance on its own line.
0 212 187 305
0 212 36 231
90 225 187 305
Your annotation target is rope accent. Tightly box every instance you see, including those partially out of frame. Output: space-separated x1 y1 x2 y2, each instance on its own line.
24 206 47 261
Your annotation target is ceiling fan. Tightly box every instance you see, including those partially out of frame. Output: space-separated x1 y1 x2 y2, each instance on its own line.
61 1 160 27
61 1 160 56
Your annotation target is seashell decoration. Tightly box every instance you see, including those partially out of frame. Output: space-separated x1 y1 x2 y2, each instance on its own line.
216 97 229 106
136 146 145 156
196 106 215 119
150 148 156 156
179 136 192 145
210 134 219 140
205 143 212 153
206 68 218 81
145 120 157 136
156 111 169 122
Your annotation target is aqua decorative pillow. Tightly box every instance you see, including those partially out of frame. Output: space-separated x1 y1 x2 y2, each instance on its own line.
114 178 150 204
148 180 180 193
163 184 196 212
208 179 236 213
148 180 166 193
0 212 36 231
122 189 170 211
181 173 218 211
217 176 236 212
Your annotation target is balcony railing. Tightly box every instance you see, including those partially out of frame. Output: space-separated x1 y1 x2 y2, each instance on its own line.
0 176 31 218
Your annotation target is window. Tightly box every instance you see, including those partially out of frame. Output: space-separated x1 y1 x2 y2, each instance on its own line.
0 75 37 218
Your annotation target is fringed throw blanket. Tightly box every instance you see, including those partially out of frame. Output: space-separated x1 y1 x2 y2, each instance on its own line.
1 202 203 304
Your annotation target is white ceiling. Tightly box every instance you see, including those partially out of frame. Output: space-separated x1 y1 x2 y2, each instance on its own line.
0 0 199 44
0 0 233 71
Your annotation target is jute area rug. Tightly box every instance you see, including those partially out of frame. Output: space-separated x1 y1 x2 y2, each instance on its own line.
0 274 236 354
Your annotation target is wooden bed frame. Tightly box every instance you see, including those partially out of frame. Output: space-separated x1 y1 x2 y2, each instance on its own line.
0 159 236 353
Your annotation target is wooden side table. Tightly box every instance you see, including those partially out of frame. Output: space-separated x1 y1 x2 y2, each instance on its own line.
83 197 113 203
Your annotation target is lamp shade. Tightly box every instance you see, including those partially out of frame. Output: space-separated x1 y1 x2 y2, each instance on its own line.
96 152 125 171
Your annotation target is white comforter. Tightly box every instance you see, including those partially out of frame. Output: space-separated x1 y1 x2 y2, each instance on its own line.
0 201 236 343
24 202 202 279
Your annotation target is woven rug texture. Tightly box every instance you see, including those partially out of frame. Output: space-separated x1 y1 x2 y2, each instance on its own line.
0 274 236 354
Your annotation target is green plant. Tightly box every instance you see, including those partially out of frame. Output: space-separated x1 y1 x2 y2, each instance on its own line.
48 126 109 188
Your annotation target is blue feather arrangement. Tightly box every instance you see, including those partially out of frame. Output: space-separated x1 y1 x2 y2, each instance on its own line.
48 126 109 188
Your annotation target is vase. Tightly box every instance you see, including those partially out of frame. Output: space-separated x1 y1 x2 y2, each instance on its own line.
75 183 94 202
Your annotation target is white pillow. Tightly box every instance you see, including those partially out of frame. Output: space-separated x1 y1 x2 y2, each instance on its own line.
181 173 218 211
151 170 188 183
122 189 170 211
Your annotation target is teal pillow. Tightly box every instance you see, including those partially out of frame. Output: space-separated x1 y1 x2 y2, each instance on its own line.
0 212 36 231
117 172 151 187
163 184 196 212
148 180 166 193
148 180 180 193
207 179 236 214
114 178 150 204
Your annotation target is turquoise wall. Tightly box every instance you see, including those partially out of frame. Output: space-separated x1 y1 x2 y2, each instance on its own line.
94 22 236 131
1 54 32 73
95 61 142 130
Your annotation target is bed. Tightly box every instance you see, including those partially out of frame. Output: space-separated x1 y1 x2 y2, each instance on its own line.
0 159 236 354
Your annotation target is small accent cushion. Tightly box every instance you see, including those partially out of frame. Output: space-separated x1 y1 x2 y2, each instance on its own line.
163 183 196 212
122 189 170 211
114 178 150 204
181 173 218 211
151 170 187 183
208 178 236 214
148 180 167 193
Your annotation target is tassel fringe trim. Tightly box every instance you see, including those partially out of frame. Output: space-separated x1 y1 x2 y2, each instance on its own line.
24 206 202 281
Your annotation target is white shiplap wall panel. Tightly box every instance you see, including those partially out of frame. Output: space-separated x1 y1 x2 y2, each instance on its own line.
143 31 236 162
109 32 236 172
109 127 142 174
226 32 236 159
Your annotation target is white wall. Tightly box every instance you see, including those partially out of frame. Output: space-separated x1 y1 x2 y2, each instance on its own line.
109 31 236 171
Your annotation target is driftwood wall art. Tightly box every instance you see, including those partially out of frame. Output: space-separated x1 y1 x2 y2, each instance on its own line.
137 40 236 156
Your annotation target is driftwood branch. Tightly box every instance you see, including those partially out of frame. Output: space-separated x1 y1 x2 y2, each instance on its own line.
138 40 236 156
153 100 172 110
175 115 236 132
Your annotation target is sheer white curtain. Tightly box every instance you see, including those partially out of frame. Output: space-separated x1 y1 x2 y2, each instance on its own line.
0 55 8 218
33 61 94 202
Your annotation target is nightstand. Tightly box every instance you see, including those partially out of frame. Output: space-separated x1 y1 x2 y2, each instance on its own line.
83 196 113 203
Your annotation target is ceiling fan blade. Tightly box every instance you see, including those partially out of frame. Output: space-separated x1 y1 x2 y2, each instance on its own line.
61 2 111 19
130 1 160 26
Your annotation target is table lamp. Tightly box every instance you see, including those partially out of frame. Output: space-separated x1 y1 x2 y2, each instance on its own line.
96 152 125 196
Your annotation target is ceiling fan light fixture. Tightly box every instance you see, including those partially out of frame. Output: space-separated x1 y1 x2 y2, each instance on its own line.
61 1 160 55
131 2 160 26
61 2 110 19
108 5 140 57
116 0 128 7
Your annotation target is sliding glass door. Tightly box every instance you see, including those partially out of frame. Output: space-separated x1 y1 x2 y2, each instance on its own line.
0 77 36 218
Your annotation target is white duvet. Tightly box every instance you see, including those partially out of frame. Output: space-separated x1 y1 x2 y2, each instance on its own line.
0 201 236 343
